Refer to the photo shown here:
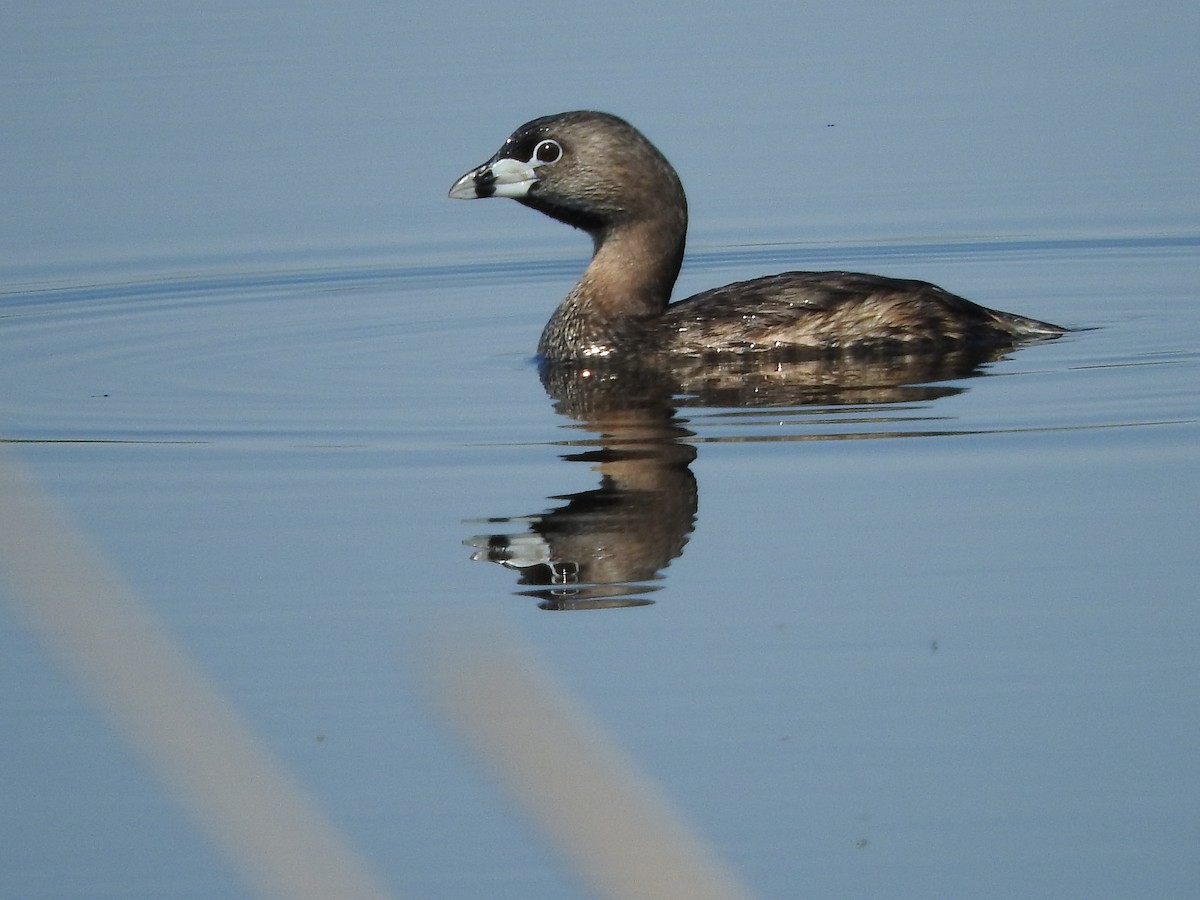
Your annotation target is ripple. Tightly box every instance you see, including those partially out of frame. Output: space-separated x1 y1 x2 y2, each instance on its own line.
2 234 1196 447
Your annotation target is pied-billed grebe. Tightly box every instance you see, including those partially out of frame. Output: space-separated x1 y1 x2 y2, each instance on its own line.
449 111 1065 361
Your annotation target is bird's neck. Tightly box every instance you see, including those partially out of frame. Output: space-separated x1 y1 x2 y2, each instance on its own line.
537 216 686 360
583 214 685 313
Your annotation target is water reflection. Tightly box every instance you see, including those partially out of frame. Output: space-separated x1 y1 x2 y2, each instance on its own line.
468 362 697 610
469 344 1028 609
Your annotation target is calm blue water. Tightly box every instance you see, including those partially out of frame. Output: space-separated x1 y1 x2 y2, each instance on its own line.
3 4 1198 900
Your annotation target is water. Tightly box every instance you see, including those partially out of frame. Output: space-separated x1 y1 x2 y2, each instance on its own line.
3 4 1199 900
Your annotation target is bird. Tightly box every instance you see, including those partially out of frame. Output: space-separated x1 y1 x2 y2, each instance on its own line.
449 111 1065 362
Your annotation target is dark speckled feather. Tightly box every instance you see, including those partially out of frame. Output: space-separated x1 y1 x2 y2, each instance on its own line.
662 271 1064 354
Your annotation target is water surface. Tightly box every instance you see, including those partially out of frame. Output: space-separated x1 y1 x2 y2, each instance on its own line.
3 3 1199 899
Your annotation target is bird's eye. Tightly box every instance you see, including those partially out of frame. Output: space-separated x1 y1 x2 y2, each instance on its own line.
533 139 562 165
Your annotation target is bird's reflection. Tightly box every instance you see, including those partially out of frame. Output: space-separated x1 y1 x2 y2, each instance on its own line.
468 343 1033 609
468 362 696 610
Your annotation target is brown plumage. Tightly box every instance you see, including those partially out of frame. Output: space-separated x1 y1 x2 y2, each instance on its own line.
449 111 1065 362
